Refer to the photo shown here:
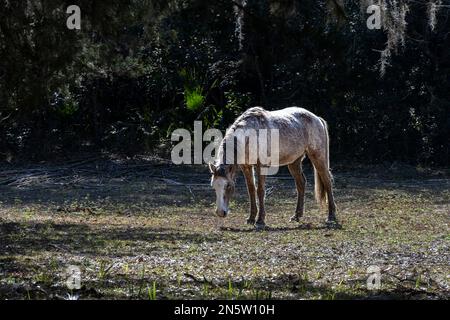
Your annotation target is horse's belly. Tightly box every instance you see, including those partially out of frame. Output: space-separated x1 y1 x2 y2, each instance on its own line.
278 151 305 166
259 142 305 167
276 133 307 166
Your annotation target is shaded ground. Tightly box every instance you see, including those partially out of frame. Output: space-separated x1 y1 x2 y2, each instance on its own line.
0 156 449 300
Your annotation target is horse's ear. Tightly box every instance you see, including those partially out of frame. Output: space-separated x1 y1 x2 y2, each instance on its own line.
209 163 217 175
226 164 236 179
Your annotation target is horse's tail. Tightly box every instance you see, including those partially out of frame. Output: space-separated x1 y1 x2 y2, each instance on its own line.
313 117 332 207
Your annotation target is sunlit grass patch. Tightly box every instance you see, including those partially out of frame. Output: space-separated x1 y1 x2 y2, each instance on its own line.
0 165 448 300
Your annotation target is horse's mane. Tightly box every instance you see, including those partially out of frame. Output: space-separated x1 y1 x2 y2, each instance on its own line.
216 107 268 167
225 107 267 138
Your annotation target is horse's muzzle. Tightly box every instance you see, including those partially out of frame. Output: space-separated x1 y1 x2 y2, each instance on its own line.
216 210 228 218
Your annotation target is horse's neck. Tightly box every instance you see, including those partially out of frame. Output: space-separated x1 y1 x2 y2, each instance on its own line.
217 136 238 175
218 136 232 164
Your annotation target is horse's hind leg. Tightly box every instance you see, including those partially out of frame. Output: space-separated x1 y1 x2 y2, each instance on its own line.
308 152 337 222
288 157 306 222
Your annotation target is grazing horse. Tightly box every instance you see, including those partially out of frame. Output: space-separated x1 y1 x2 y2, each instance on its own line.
209 106 337 229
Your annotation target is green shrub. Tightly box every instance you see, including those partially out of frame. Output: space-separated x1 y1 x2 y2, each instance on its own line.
184 85 205 111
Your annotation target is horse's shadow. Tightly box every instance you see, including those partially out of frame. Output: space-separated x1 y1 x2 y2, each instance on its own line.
221 222 342 233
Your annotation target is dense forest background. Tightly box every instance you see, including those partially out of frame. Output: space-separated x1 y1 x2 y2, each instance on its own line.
0 0 449 165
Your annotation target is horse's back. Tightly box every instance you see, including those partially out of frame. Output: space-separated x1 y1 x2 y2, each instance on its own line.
270 107 329 161
233 106 321 126
269 106 320 123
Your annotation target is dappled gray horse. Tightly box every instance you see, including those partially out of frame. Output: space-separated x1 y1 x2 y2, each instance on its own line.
209 106 337 229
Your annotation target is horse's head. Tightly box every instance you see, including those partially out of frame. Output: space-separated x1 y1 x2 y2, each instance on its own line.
209 163 235 218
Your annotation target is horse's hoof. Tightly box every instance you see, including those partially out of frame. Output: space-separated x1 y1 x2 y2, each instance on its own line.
325 219 341 229
290 215 300 222
254 222 266 231
246 218 256 225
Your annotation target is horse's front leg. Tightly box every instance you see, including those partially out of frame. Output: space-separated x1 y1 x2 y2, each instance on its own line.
255 165 266 229
241 165 257 225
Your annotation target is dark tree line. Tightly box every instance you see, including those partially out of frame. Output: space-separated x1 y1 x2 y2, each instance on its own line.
0 0 449 165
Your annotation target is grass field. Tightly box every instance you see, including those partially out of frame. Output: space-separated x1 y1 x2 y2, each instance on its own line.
0 157 448 300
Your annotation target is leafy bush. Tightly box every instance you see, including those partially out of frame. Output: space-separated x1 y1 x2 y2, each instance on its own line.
184 85 205 111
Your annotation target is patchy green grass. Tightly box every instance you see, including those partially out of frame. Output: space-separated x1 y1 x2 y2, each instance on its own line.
0 159 448 299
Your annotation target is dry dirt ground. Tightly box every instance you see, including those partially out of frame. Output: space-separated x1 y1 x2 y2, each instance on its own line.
0 156 448 300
